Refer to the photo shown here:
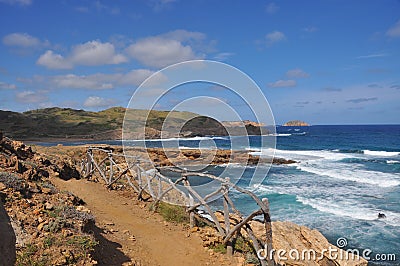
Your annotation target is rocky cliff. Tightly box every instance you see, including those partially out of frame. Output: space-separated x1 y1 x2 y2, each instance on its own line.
0 135 97 265
283 120 310 126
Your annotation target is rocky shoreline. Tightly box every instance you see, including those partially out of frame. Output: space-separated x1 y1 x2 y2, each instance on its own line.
0 136 367 265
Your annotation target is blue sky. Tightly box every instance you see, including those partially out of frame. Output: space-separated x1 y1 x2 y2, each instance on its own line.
0 0 399 124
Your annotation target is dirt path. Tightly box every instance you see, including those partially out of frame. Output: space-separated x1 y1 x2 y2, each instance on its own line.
51 178 234 266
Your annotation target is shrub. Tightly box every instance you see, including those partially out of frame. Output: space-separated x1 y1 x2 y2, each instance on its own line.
0 172 27 191
156 202 189 224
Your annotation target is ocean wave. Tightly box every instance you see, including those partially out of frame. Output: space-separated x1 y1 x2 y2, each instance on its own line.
178 146 216 150
387 160 400 164
297 163 400 187
274 133 292 137
139 136 227 142
363 150 400 157
250 148 355 161
297 197 400 227
292 132 307 135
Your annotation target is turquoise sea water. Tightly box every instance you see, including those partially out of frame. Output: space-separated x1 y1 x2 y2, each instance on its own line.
35 125 400 265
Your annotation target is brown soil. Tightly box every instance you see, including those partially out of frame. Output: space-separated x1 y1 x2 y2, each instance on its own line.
51 177 235 266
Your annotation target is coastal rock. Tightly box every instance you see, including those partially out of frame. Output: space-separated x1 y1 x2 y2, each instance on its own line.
283 120 310 126
207 212 366 266
250 220 368 266
57 162 80 181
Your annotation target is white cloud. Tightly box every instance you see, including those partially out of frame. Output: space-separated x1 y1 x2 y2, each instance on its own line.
286 68 310 78
127 37 201 68
36 40 127 69
265 31 286 46
161 29 206 44
0 0 31 6
213 52 234 61
83 96 117 108
268 79 296 88
47 69 156 90
265 2 279 14
127 30 205 68
118 69 156 85
0 81 17 90
3 32 49 48
386 20 400 38
37 50 73 69
70 41 127 65
357 53 388 59
51 74 113 89
15 90 48 103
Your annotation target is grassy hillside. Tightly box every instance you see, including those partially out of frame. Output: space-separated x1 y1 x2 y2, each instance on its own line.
0 107 263 140
0 107 196 140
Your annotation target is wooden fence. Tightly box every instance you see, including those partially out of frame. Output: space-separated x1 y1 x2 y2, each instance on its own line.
81 146 274 266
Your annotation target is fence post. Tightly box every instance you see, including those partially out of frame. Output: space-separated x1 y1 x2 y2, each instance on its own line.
108 152 113 184
189 194 195 228
262 198 274 266
223 185 233 256
86 148 93 178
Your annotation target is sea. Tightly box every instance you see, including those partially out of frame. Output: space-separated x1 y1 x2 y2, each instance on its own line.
36 125 400 265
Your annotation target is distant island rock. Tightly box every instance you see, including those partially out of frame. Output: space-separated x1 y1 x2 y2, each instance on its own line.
283 120 310 126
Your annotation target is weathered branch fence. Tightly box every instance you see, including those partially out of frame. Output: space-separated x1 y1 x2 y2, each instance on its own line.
81 146 275 266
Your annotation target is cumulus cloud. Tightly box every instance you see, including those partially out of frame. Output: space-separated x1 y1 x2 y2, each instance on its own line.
346 97 378 103
268 79 296 88
127 40 191 67
3 33 50 52
0 81 17 90
37 51 73 69
17 68 161 91
265 31 286 46
265 2 279 14
126 32 204 68
286 68 310 78
70 41 127 65
83 96 117 108
51 74 113 90
386 20 400 38
48 69 157 90
15 90 48 103
127 37 197 67
37 40 127 69
0 0 31 6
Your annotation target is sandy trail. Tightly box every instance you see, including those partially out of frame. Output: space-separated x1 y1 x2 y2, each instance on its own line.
51 178 232 266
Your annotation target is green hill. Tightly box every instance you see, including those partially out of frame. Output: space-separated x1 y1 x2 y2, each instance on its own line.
0 107 194 140
0 107 264 140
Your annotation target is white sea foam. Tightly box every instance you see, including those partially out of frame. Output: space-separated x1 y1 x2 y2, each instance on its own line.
297 162 400 187
387 160 400 164
292 132 307 135
274 133 292 137
297 197 400 227
250 148 356 161
141 136 225 142
363 150 400 156
178 146 216 150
